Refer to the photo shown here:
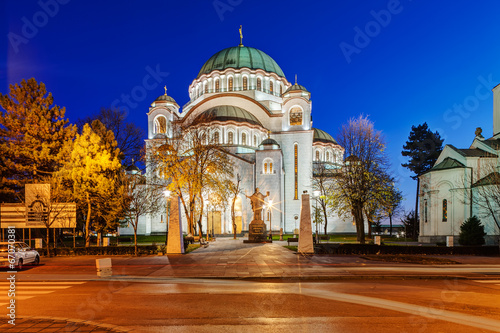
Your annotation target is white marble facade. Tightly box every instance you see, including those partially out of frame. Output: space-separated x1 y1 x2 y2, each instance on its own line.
120 43 355 236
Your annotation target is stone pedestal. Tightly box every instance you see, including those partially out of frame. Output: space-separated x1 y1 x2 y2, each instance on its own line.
446 236 454 247
243 220 269 243
167 196 185 254
374 236 381 245
298 193 314 254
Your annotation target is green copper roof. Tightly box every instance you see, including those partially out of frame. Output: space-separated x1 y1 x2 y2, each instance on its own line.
313 128 337 144
431 157 465 171
195 105 263 127
473 172 500 187
155 94 177 104
197 46 286 78
284 83 309 94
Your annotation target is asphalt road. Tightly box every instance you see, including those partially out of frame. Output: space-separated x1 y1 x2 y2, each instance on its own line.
2 278 500 332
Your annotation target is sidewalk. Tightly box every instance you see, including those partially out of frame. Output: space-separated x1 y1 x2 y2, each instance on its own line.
0 316 129 332
16 237 500 281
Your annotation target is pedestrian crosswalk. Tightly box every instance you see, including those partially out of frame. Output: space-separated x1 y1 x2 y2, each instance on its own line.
0 281 85 306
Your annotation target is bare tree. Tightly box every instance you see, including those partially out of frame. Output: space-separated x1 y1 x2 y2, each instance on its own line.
331 115 390 244
312 161 336 234
150 120 234 238
123 173 162 256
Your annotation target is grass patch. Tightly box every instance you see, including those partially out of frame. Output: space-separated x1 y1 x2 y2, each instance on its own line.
361 255 460 265
185 244 200 253
283 246 298 251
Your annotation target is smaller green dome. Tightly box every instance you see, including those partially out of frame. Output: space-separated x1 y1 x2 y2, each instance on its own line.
313 128 337 144
155 94 177 104
195 105 263 127
284 83 309 94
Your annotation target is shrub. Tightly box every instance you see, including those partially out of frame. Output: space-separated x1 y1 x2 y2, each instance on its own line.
458 216 486 246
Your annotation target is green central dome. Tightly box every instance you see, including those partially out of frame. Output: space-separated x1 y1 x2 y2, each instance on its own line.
313 128 337 144
195 105 263 127
197 46 286 78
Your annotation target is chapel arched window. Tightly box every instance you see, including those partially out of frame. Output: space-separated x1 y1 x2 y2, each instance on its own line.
154 116 168 134
442 199 448 222
270 162 273 174
264 163 268 174
257 78 262 91
243 77 248 90
289 107 303 126
424 200 428 223
326 152 330 161
228 132 234 144
215 79 220 92
315 151 320 161
228 77 233 92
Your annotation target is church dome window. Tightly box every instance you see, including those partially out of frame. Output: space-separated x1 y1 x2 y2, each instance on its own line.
213 131 220 144
326 151 330 161
315 150 320 161
242 132 247 145
204 82 209 94
269 81 274 94
215 79 220 92
228 131 234 144
290 107 303 126
243 76 248 90
253 134 257 146
154 115 168 134
228 77 233 92
257 78 262 91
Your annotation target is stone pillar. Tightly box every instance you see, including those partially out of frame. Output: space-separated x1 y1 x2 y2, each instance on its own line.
446 236 454 247
167 196 185 254
374 235 381 245
298 192 314 254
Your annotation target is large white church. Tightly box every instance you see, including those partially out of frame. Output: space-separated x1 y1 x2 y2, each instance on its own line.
419 84 500 245
120 41 355 236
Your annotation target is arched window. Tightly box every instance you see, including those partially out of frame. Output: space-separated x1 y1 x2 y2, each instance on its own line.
242 133 247 145
243 77 248 90
228 77 233 92
253 135 257 146
326 151 330 161
424 200 428 223
264 163 268 174
228 132 234 144
263 158 273 174
442 199 447 222
269 81 274 94
154 116 168 134
294 143 298 199
280 84 283 95
315 151 320 161
213 131 219 144
270 162 273 173
215 79 220 92
205 83 208 94
257 78 262 91
289 107 303 126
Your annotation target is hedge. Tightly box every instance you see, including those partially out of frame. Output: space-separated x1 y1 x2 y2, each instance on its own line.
37 245 159 256
315 244 500 256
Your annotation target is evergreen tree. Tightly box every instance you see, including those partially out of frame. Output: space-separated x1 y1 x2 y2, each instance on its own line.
401 210 419 240
459 216 486 246
401 123 443 229
0 78 76 201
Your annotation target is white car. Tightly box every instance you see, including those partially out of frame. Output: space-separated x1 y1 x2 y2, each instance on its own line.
0 242 40 270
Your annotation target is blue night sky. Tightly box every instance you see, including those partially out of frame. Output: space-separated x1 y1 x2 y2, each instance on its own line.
2 0 500 213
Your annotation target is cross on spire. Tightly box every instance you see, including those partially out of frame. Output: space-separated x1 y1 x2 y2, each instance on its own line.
164 85 167 95
239 25 243 46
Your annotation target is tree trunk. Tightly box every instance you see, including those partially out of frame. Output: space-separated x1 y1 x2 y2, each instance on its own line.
85 195 92 247
46 226 51 257
134 216 139 256
389 213 393 236
414 177 420 233
321 201 328 235
353 205 365 244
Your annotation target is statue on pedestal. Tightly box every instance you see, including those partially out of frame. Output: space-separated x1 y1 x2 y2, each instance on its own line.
245 187 269 221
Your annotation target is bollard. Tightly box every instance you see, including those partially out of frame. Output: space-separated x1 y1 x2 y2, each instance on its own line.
103 237 110 247
446 236 454 247
279 228 284 241
374 236 381 245
96 258 112 277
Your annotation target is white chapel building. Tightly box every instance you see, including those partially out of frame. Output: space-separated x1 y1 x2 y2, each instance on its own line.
120 41 355 236
419 84 500 245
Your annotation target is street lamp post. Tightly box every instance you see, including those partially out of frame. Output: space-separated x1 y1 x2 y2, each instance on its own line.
313 190 321 244
163 190 171 246
267 199 273 241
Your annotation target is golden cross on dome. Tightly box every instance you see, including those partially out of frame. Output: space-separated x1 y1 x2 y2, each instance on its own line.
164 85 167 95
295 74 297 85
239 25 243 46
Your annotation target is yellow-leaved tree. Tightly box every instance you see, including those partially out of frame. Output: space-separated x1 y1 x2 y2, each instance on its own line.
59 120 123 247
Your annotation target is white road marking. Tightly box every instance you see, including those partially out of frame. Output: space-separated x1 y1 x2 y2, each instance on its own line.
473 280 500 283
0 282 85 303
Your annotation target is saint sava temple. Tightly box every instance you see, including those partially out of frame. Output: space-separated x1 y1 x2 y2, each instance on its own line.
120 36 500 245
120 38 354 237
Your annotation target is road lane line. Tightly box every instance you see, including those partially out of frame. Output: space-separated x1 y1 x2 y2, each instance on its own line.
473 280 500 283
